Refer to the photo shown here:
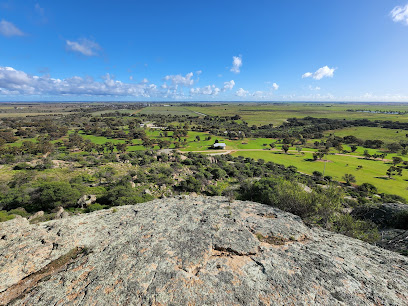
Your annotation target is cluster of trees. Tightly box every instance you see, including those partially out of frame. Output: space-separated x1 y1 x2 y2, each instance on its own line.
346 109 408 115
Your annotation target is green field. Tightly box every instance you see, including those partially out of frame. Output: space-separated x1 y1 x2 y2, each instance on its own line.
139 106 200 116
90 109 137 116
325 127 408 143
231 150 408 199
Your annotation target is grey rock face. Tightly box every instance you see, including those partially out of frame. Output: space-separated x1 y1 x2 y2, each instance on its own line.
28 210 44 220
0 196 407 305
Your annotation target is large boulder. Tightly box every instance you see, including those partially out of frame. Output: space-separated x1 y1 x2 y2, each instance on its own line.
77 194 97 208
28 211 44 221
0 196 407 305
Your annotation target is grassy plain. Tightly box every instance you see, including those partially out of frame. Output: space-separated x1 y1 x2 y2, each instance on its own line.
177 103 408 126
139 106 199 116
0 103 79 117
231 150 408 199
325 127 408 143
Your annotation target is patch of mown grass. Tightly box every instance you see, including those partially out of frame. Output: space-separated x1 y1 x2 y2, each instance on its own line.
231 150 408 200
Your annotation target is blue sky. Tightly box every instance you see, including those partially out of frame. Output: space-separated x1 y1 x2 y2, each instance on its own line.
1 0 408 102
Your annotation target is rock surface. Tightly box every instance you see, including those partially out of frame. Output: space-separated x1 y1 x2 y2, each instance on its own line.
0 196 407 305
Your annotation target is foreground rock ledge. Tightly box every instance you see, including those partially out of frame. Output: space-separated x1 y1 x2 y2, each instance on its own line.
0 196 407 305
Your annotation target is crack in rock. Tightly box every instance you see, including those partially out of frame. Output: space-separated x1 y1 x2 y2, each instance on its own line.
0 247 87 305
213 244 257 256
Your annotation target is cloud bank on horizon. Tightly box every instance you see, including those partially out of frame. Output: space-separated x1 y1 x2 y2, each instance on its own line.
0 66 237 99
0 1 408 102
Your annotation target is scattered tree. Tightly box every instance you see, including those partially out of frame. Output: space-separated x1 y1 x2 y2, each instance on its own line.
342 173 356 185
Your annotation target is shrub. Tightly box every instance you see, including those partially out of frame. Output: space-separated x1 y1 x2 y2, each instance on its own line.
8 208 30 218
237 178 374 239
103 183 154 206
379 193 406 204
238 177 317 219
85 203 106 213
342 174 356 185
13 163 31 170
1 187 32 211
394 211 408 229
356 183 377 197
205 185 222 196
0 211 15 222
32 181 81 211
331 214 380 243
177 176 202 193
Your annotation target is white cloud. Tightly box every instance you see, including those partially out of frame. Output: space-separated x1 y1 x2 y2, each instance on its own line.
391 4 408 25
190 79 234 96
0 66 158 97
66 38 101 56
129 76 133 81
164 72 195 87
252 91 265 98
0 19 24 37
233 82 279 99
223 80 235 91
230 55 242 74
302 66 335 80
235 88 249 97
302 72 313 78
250 90 274 99
212 87 221 95
190 85 220 96
309 85 321 91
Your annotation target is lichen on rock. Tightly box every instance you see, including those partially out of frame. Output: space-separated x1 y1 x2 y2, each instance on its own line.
0 196 407 305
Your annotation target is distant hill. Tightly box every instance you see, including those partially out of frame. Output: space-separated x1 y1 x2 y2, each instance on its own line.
1 196 407 305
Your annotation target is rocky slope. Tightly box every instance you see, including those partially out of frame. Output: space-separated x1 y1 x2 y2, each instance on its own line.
0 196 407 305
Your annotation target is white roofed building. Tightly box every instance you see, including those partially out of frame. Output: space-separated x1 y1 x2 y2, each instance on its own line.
212 143 226 149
